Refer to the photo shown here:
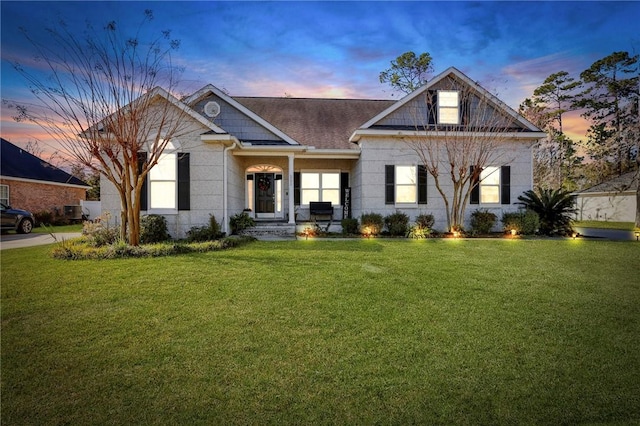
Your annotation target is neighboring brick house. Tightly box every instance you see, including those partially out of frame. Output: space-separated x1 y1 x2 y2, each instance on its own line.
100 67 545 237
1 138 89 214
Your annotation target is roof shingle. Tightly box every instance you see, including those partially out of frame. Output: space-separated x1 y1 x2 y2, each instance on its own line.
1 138 88 187
233 97 394 149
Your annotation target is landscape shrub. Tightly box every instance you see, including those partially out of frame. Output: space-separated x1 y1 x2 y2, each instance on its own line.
517 188 576 236
470 209 497 234
384 211 410 236
82 214 119 247
360 213 383 236
140 214 170 244
340 218 359 235
51 236 256 260
34 210 54 226
407 213 435 239
186 215 223 242
502 210 540 235
230 212 256 234
415 214 435 230
407 225 431 239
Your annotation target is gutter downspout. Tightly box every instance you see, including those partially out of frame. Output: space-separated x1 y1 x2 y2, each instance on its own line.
223 142 237 235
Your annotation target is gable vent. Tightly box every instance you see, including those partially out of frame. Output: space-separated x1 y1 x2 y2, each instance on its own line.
204 101 220 118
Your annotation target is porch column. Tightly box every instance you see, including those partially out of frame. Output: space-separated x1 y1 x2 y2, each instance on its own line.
288 153 295 224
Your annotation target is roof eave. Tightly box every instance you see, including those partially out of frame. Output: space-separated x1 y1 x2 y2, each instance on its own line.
0 175 91 189
350 128 546 142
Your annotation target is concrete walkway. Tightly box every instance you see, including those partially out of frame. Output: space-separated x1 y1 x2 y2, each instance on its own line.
0 233 82 250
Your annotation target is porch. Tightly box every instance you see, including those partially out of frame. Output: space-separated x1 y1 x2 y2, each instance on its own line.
239 218 343 240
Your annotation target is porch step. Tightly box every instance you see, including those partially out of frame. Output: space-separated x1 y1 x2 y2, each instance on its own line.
239 222 297 240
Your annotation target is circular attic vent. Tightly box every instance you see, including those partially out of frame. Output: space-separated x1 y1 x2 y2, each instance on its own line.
204 101 220 118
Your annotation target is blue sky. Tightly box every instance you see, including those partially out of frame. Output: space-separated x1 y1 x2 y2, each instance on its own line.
2 1 639 150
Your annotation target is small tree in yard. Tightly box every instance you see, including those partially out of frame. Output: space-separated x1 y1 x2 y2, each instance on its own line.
517 188 577 236
6 10 189 245
405 76 529 232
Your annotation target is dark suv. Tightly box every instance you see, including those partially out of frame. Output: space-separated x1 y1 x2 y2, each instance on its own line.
1 203 35 234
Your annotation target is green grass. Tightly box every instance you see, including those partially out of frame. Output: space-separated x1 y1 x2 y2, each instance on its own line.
32 223 83 234
2 239 640 424
574 220 636 231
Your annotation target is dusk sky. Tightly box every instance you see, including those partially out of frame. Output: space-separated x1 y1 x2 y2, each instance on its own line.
2 1 639 155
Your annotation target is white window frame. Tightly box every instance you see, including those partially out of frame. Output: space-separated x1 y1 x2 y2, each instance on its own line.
148 140 178 212
479 166 500 204
0 184 9 206
300 170 341 206
395 165 417 205
438 90 460 125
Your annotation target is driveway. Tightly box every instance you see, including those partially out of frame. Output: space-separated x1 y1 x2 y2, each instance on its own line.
0 232 82 250
574 227 637 241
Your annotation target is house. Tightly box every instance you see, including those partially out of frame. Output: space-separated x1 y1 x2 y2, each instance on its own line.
100 67 544 237
0 138 89 215
575 171 638 222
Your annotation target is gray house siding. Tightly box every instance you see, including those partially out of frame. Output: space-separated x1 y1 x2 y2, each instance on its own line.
193 95 283 142
354 137 533 232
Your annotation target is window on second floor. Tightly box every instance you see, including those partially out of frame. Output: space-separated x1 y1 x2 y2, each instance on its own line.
438 90 460 125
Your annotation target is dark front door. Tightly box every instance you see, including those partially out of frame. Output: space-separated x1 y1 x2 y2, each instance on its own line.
255 173 275 215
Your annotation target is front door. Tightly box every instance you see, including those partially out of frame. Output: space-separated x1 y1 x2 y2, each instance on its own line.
255 173 275 218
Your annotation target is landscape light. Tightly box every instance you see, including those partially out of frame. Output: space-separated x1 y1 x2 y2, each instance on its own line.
362 226 371 239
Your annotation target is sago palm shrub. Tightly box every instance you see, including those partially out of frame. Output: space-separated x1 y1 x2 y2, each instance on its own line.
517 188 577 236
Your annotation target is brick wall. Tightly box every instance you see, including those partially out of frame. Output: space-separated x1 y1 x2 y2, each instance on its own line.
0 178 86 214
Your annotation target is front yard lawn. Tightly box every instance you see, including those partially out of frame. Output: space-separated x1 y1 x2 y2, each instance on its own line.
574 220 636 231
2 239 639 424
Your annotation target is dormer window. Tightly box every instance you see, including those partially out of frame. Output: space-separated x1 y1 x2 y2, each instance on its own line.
438 90 459 124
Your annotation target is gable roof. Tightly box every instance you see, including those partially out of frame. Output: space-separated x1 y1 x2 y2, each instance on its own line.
358 66 542 133
577 171 638 194
185 84 300 145
1 138 89 187
233 97 394 150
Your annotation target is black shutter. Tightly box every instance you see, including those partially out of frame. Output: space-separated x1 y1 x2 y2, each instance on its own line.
340 172 349 205
178 153 190 210
385 165 395 204
418 165 428 204
138 152 148 211
428 90 438 125
500 166 511 205
294 172 300 206
470 165 480 205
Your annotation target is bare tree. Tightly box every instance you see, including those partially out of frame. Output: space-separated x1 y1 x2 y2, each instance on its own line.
406 76 531 232
7 10 189 245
